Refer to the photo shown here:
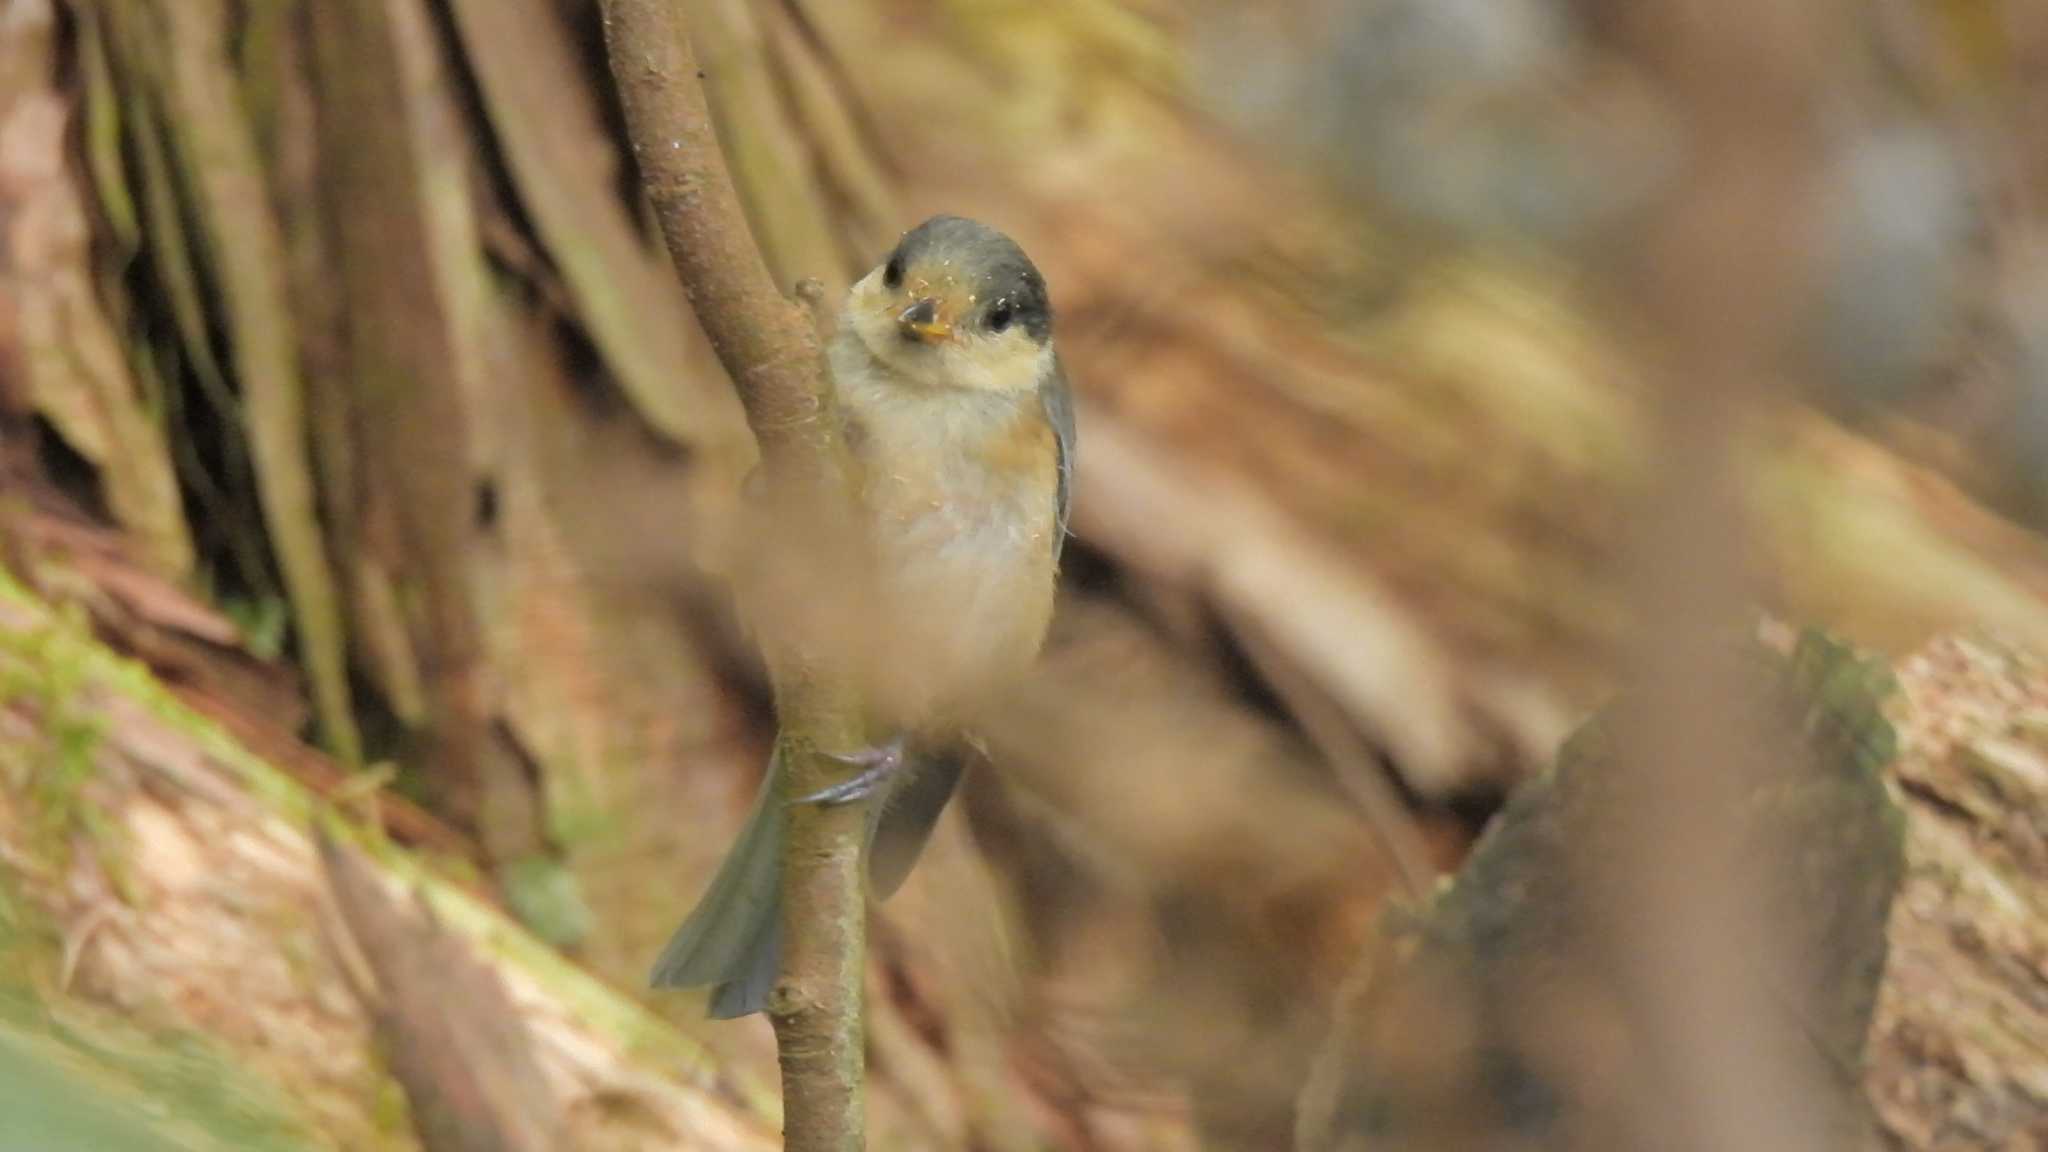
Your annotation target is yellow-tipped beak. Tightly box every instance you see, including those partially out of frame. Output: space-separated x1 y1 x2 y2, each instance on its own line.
897 298 954 344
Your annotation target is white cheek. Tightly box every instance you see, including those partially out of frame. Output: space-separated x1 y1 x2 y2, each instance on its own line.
846 298 1053 395
941 337 1053 394
847 287 908 368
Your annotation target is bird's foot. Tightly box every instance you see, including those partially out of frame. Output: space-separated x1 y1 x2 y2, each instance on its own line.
792 734 909 806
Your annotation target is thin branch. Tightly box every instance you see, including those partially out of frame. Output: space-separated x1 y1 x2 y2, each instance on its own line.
597 1 838 466
597 4 871 1149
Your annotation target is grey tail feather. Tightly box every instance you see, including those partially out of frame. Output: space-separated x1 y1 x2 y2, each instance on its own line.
650 750 786 1018
705 915 780 1019
652 745 965 1018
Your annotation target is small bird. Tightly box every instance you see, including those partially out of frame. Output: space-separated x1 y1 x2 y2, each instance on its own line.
651 215 1075 1017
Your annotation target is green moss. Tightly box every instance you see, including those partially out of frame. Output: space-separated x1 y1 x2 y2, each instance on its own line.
501 852 594 950
0 850 320 1150
234 0 293 157
0 987 324 1151
357 1032 418 1141
0 573 748 1110
0 861 53 982
76 8 139 253
0 601 113 871
222 594 291 663
544 771 623 849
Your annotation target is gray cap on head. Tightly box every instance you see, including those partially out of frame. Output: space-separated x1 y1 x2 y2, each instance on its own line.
884 215 1053 344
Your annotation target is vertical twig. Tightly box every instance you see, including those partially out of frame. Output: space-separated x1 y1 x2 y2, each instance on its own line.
597 4 871 1149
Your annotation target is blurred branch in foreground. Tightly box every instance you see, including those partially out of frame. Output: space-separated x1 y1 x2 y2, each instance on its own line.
1182 0 1940 1147
1597 0 1849 1148
1299 632 1906 1151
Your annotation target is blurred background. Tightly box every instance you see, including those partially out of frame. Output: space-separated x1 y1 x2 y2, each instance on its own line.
0 0 2044 1148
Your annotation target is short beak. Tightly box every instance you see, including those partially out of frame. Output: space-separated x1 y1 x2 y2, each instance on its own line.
897 298 953 344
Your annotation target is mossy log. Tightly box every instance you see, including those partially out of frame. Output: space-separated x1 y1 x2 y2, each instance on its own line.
1297 631 2048 1152
0 576 778 1151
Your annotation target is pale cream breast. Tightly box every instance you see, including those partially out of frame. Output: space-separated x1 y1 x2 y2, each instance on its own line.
829 332 1061 728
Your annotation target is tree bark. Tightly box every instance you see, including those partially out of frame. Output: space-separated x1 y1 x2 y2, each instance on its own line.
306 0 541 867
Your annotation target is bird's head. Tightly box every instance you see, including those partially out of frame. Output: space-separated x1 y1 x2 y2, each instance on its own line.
842 215 1056 395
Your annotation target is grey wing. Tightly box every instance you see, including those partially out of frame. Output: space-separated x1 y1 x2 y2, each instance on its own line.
867 753 964 900
1041 356 1076 562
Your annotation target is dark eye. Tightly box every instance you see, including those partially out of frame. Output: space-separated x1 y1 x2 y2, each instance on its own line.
882 255 904 290
987 301 1014 333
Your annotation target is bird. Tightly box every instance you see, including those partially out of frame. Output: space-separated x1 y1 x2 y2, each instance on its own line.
650 215 1075 1018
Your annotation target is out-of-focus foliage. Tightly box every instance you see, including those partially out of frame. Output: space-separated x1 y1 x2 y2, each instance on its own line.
1201 0 1998 411
1198 0 1674 246
0 1014 312 1152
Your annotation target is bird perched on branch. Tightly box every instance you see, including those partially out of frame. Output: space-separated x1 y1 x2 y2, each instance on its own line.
651 215 1075 1017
